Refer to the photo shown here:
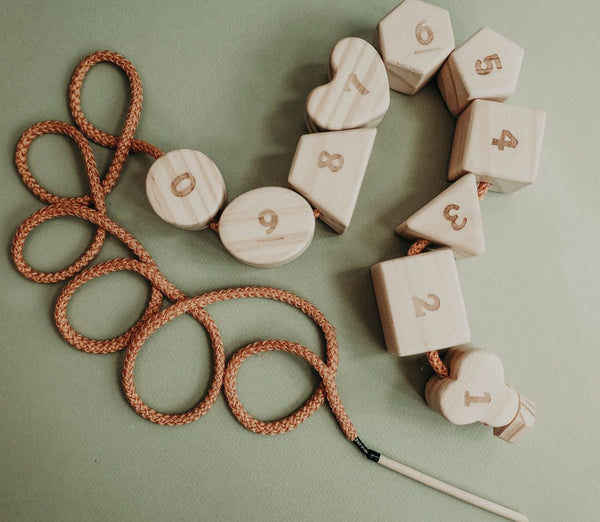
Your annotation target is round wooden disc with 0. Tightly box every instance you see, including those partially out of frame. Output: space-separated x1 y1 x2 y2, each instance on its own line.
218 187 316 268
146 149 227 230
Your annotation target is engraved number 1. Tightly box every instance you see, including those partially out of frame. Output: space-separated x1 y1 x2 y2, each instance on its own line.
412 294 441 317
344 73 370 95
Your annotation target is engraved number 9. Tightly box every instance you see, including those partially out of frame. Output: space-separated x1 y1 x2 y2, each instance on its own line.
258 209 278 234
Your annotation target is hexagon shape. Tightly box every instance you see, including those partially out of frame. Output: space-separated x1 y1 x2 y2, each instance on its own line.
376 0 455 95
437 27 524 116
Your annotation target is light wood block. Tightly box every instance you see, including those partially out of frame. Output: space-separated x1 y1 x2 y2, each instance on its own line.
448 100 547 193
375 0 455 95
288 128 377 233
371 248 470 357
306 37 390 131
396 173 484 258
425 347 520 428
493 395 536 444
146 149 227 230
218 187 315 268
436 27 524 116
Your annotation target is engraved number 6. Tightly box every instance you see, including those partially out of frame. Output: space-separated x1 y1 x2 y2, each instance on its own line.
415 20 434 46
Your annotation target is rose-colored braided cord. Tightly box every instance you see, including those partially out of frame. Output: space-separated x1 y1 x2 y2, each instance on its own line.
10 51 357 442
408 181 489 379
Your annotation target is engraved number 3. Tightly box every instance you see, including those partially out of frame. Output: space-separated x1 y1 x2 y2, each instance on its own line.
412 294 441 317
258 209 278 234
443 204 467 231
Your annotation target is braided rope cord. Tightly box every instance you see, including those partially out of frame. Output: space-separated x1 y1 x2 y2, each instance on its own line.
11 51 357 441
407 181 490 379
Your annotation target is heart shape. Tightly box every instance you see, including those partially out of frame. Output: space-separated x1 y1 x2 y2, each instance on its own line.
425 347 519 427
306 37 390 131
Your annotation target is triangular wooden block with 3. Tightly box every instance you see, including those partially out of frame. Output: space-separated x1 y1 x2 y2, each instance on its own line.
288 128 376 233
396 173 485 258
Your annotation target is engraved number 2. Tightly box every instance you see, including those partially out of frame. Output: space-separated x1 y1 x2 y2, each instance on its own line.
475 53 502 75
344 73 370 95
415 20 434 46
318 151 344 172
492 129 518 151
170 172 196 198
412 294 441 317
258 209 278 234
443 204 467 231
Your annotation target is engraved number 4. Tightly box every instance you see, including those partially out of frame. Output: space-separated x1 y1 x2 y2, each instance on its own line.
492 130 518 151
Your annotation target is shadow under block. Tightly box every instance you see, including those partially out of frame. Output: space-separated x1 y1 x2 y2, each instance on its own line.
436 27 524 116
448 100 546 193
425 347 536 443
306 37 390 131
396 173 484 258
146 149 227 230
376 0 455 95
288 128 377 233
218 187 315 268
371 248 470 357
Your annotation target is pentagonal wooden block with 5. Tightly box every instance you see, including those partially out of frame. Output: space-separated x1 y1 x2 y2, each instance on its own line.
448 100 546 193
437 27 524 116
218 187 315 268
288 128 377 233
371 248 470 357
306 37 390 131
396 173 484 258
376 0 455 95
146 149 227 230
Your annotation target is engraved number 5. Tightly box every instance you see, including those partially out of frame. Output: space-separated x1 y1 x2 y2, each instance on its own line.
412 294 441 317
475 53 502 75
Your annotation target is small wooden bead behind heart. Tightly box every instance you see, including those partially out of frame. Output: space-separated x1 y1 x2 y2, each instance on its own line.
306 37 390 131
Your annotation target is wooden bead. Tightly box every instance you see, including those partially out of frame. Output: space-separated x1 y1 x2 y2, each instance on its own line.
306 37 390 131
396 173 484 258
371 248 470 357
146 149 227 230
375 0 455 95
493 395 536 444
436 27 524 116
288 128 377 233
218 187 315 268
448 100 547 193
425 347 520 428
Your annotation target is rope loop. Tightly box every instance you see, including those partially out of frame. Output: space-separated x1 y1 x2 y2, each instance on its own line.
10 50 357 441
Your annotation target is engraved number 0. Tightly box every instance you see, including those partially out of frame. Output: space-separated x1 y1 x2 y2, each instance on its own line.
415 20 434 46
170 172 196 198
475 53 503 75
344 73 370 95
492 129 518 151
412 294 441 317
318 151 344 172
258 209 279 234
443 204 467 231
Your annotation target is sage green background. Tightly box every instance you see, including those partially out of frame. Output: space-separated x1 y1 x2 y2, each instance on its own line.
1 0 598 520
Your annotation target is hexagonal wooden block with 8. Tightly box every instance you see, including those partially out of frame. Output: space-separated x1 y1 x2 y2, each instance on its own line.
376 0 455 95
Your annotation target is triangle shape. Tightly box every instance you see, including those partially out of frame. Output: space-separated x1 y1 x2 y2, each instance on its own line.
396 173 485 258
288 128 377 233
